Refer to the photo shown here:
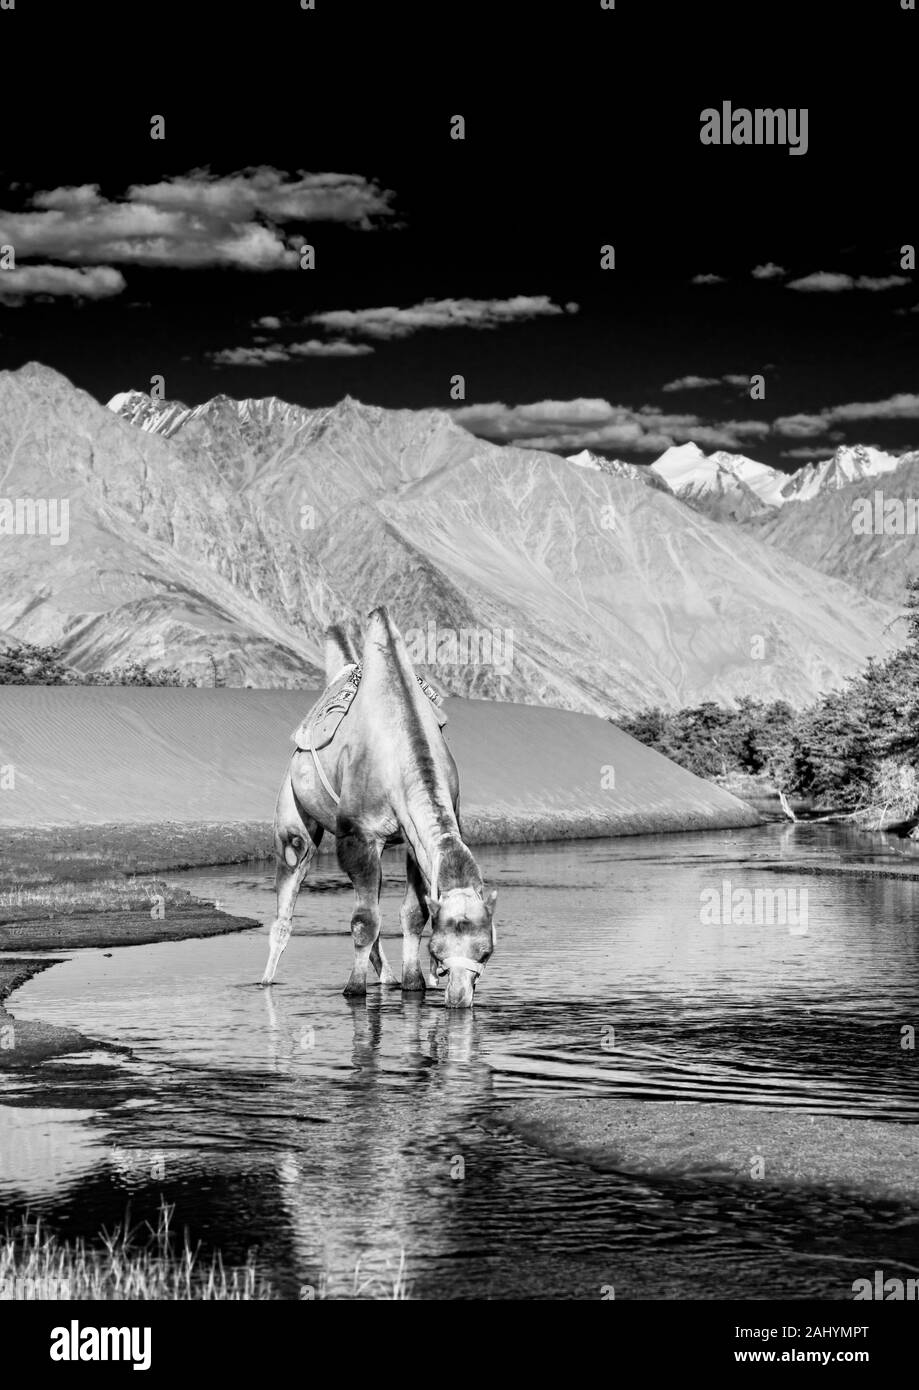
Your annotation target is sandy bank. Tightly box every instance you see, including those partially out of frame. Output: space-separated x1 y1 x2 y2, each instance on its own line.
0 892 260 1069
0 687 760 842
503 1096 919 1205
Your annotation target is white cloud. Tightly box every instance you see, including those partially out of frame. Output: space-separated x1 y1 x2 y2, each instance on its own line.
0 168 395 273
0 263 126 303
307 295 575 340
752 262 786 280
771 413 826 438
661 375 721 392
787 271 910 293
662 373 751 392
691 273 725 285
256 315 282 330
787 272 853 293
829 392 919 421
450 398 769 454
209 345 291 366
856 276 910 292
126 169 395 226
773 392 919 437
287 339 374 357
208 337 374 366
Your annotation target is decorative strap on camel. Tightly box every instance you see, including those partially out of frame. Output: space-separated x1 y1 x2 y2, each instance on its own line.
300 664 447 805
432 955 485 979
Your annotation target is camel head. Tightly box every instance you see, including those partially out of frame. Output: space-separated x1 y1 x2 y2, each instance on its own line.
425 886 498 1009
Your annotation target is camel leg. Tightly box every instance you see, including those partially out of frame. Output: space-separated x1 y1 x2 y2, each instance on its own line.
260 812 323 986
400 849 430 992
369 936 399 987
337 828 384 998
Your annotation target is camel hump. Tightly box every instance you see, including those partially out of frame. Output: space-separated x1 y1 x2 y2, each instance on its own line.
363 605 411 675
361 607 449 727
324 622 360 682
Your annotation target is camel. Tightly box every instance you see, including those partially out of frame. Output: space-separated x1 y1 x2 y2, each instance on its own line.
260 606 497 1008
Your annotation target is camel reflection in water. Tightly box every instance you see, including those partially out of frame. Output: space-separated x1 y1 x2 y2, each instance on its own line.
261 984 486 1296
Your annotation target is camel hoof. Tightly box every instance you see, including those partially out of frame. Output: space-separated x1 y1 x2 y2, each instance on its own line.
342 980 367 998
401 973 426 992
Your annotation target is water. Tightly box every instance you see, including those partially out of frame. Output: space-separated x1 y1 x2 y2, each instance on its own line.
2 824 919 1299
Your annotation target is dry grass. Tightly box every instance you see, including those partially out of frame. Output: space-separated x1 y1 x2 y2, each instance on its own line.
1 1202 413 1301
1 1203 273 1301
305 1249 412 1301
0 876 188 914
0 822 274 890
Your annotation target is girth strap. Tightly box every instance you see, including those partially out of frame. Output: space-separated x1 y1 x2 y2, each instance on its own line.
309 741 341 805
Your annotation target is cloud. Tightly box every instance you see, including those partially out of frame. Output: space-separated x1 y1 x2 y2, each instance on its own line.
787 271 910 293
856 276 910 291
773 392 919 437
0 263 126 303
287 339 374 357
782 447 831 460
208 337 374 366
450 398 769 454
661 375 721 392
771 413 827 439
662 373 751 392
125 169 395 226
752 262 786 280
0 168 396 273
690 273 725 285
306 295 576 340
209 345 291 366
827 392 919 422
256 315 282 330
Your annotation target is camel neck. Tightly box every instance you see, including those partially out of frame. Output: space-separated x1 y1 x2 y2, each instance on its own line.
428 831 483 898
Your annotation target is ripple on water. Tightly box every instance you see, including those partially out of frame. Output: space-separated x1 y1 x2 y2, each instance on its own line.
2 824 918 1297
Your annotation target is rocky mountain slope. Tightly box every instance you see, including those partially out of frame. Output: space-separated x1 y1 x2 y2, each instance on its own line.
0 363 901 712
751 452 919 605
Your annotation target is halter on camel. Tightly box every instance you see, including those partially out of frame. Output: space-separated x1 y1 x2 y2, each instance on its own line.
429 831 491 979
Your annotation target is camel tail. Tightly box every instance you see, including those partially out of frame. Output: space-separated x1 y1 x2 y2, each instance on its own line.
324 622 360 682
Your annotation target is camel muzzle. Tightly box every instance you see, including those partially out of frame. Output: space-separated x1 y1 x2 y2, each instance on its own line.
437 955 484 1009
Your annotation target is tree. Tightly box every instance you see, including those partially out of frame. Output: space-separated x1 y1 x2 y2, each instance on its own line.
0 639 75 684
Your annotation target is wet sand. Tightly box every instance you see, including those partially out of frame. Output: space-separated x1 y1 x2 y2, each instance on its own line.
503 1096 919 1205
0 900 259 1069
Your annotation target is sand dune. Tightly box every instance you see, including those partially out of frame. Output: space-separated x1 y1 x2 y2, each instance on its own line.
0 687 760 839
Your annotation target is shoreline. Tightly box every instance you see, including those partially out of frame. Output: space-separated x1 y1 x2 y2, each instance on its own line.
0 868 261 1069
0 802 762 878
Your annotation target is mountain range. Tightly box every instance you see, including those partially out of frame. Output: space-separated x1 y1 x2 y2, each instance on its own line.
650 440 914 521
0 363 906 714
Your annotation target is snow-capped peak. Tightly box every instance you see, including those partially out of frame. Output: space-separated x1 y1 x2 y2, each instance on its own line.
781 444 902 501
650 442 719 491
707 450 788 507
565 448 604 470
650 442 787 514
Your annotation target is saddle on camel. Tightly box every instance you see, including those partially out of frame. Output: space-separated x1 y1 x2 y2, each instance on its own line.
260 607 498 1009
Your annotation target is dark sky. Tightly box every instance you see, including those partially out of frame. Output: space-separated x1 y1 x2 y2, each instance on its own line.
0 0 916 470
